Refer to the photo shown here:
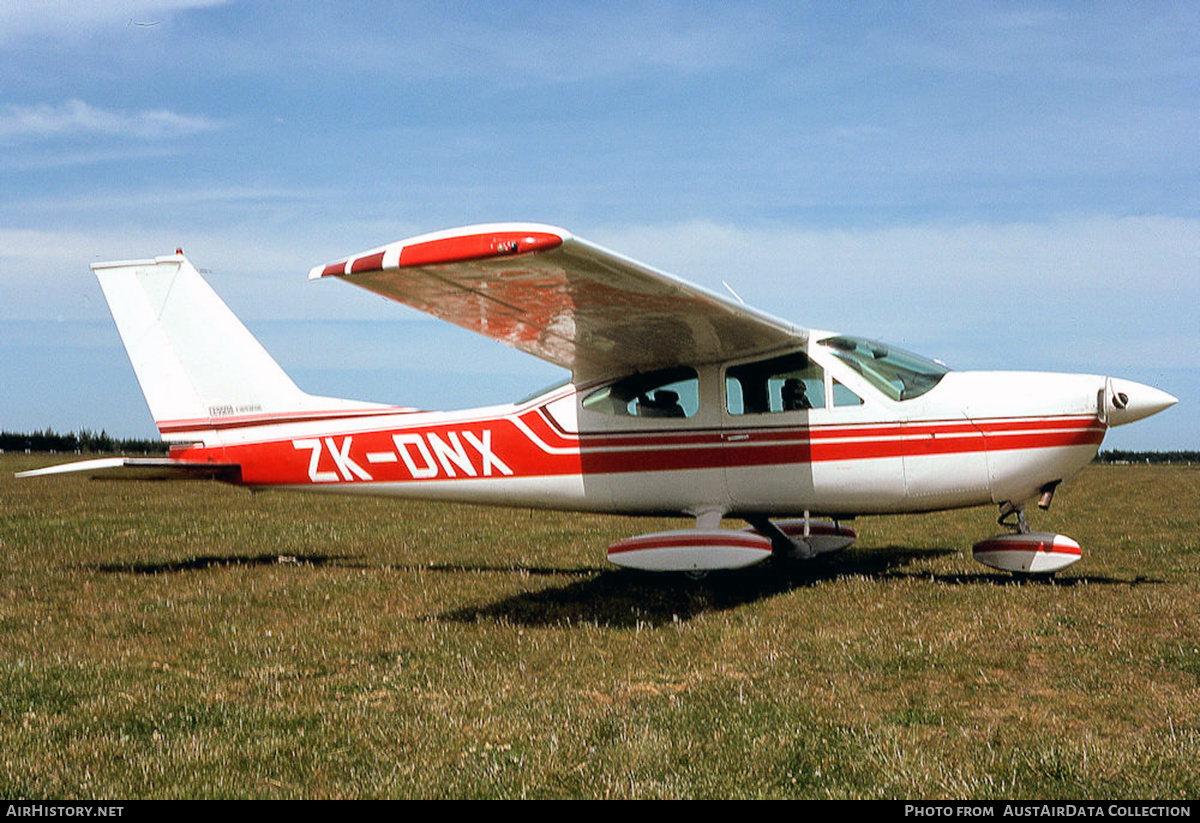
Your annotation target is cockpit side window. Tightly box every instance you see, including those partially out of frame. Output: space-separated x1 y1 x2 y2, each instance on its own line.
726 352 826 415
832 379 863 407
581 367 700 418
817 335 948 401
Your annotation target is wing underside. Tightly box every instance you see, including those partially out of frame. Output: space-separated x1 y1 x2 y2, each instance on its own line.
310 224 806 382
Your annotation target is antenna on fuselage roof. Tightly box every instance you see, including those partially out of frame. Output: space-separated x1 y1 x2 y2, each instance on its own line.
721 280 745 305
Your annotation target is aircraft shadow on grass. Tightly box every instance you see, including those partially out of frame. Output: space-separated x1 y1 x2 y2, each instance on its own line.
87 546 1160 628
90 552 347 574
437 545 941 628
436 546 1164 628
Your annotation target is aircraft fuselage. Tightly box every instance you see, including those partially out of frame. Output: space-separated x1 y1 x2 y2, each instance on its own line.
164 337 1163 521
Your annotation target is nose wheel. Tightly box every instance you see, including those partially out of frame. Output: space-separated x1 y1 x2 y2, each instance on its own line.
973 502 1083 574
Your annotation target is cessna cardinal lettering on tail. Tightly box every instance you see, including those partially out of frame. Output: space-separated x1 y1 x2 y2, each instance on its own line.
18 223 1177 575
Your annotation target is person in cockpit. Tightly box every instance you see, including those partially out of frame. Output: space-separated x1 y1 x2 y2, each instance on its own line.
781 378 812 411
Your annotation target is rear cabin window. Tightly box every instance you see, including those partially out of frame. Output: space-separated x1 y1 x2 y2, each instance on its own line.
581 367 700 419
726 352 825 415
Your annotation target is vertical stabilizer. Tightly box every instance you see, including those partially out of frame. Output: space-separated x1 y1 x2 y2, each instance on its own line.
92 254 386 440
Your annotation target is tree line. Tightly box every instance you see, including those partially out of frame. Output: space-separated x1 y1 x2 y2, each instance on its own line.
0 428 168 455
1094 450 1199 465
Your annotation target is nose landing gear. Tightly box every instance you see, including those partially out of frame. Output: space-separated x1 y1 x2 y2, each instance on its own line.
972 502 1082 575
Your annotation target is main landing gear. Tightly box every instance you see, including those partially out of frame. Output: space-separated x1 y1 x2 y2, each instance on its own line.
604 510 857 573
743 512 856 559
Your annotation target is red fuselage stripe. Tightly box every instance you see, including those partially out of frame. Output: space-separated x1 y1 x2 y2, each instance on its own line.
170 409 1104 487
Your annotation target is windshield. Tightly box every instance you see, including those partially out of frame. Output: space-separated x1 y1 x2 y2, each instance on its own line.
817 335 949 401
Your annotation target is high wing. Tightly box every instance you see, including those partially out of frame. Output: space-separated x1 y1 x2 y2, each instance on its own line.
310 223 807 382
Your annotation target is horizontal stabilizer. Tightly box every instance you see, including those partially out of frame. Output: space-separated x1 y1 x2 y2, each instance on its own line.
16 457 241 483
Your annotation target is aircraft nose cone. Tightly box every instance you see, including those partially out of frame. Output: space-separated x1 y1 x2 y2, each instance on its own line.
1105 377 1178 426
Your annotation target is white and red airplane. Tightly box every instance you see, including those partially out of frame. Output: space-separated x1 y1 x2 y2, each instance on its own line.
19 223 1177 575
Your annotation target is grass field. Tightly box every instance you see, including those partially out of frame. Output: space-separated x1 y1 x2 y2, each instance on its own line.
1 454 1197 799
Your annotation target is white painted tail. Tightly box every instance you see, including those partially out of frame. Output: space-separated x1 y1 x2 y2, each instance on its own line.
92 253 388 441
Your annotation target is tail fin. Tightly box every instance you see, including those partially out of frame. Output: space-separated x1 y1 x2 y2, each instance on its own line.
92 253 389 441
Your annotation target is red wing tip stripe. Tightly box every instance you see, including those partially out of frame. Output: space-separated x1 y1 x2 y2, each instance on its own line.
320 232 566 278
313 227 566 278
396 231 563 270
350 251 386 274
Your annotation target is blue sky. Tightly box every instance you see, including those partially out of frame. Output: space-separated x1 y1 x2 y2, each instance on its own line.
1 1 1196 449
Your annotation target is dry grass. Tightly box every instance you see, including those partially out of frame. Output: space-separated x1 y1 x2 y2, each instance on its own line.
1 454 1197 798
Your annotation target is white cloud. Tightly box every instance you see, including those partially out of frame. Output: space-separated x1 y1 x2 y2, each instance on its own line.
591 216 1200 369
0 1 229 41
5 215 1196 374
596 216 1198 297
0 99 222 141
0 220 416 324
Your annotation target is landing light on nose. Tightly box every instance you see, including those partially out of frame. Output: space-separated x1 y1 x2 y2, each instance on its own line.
1103 377 1178 426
